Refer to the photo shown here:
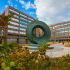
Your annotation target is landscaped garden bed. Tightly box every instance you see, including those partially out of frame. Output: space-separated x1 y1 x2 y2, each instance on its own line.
0 43 70 70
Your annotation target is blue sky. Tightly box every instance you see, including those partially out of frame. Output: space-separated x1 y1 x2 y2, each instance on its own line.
0 0 37 19
0 0 70 25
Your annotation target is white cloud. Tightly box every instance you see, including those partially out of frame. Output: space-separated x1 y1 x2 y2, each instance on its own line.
25 1 31 9
19 0 35 10
5 5 8 8
19 0 24 5
30 12 35 15
8 0 13 6
25 1 36 10
35 0 70 25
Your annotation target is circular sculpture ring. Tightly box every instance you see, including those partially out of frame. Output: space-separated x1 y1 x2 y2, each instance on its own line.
26 20 51 44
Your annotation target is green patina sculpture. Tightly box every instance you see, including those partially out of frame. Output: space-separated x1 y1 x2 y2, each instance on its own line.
26 20 51 44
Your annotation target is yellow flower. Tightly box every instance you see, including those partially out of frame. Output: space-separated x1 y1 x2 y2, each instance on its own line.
10 61 15 67
35 60 39 63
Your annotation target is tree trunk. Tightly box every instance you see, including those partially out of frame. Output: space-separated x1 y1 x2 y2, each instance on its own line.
0 27 3 44
3 26 7 44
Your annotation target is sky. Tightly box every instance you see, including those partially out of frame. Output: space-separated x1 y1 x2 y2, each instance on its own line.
0 0 70 25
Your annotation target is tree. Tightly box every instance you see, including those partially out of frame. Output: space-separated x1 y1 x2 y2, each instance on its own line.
39 42 48 55
0 14 12 43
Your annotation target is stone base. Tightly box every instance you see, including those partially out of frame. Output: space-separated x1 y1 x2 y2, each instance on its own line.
22 44 39 52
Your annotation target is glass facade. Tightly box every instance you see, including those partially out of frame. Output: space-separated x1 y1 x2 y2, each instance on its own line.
50 22 70 42
3 6 35 43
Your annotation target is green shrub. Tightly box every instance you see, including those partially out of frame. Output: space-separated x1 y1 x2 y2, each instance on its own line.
0 42 70 70
39 43 48 55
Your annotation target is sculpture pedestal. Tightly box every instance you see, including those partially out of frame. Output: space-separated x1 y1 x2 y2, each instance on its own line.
22 44 39 52
28 44 39 52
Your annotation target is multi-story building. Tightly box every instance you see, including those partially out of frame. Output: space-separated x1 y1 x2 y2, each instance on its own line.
50 21 70 42
1 6 36 44
2 6 69 44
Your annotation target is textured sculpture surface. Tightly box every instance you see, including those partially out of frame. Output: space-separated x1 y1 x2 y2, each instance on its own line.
26 20 51 44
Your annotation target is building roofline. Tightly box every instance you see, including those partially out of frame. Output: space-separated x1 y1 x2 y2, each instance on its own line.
5 6 36 20
50 21 70 26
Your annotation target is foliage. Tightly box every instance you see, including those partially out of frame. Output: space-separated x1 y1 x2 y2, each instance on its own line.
39 42 48 55
0 43 70 70
0 14 13 44
64 42 70 47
